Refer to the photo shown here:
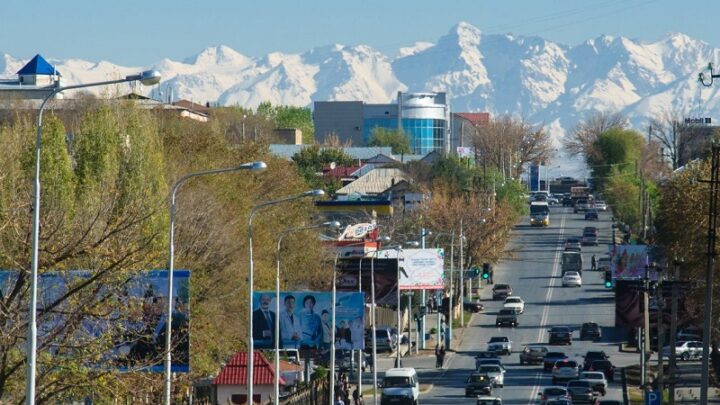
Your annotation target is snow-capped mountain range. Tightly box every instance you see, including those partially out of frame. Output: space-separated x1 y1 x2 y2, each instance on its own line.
3 21 720 143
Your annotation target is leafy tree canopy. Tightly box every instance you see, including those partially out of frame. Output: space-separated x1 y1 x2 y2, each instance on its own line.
257 101 314 143
368 127 411 155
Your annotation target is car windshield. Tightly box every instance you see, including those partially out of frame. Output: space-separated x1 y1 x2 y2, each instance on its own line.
468 374 488 383
494 284 510 290
489 337 507 342
568 380 591 387
564 272 579 277
505 298 521 303
592 360 611 368
479 365 500 372
383 376 412 387
499 309 515 315
567 238 579 243
581 372 604 379
545 387 568 395
556 360 577 367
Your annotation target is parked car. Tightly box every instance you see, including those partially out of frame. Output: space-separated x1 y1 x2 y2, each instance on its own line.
538 386 571 404
564 238 582 252
579 371 608 395
464 300 485 313
492 284 513 300
583 351 609 370
465 373 494 397
566 379 597 403
552 359 580 384
580 322 602 341
595 200 608 211
495 308 519 327
549 326 573 345
562 271 582 287
584 209 599 220
487 336 512 355
544 352 568 371
366 327 398 352
520 345 548 365
503 296 525 313
662 340 704 361
588 359 616 382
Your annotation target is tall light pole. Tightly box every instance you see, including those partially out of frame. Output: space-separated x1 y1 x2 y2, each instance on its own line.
26 69 161 405
247 189 324 404
367 236 391 405
419 229 431 350
275 221 340 405
165 161 266 405
433 231 456 349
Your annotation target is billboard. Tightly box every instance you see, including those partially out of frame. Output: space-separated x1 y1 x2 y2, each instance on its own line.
252 291 365 351
399 248 444 289
336 258 399 305
0 270 190 373
609 245 652 279
530 165 540 191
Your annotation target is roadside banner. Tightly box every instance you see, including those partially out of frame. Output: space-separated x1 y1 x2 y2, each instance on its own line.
609 245 651 279
252 291 365 351
530 165 540 191
0 270 191 373
398 248 445 289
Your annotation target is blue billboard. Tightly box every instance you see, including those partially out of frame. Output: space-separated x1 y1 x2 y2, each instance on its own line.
0 270 190 373
253 291 365 350
530 165 540 191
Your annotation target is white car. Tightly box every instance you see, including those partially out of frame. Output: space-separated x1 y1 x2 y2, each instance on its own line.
477 364 505 387
562 271 582 287
579 371 608 395
662 340 704 361
594 200 608 211
503 296 525 314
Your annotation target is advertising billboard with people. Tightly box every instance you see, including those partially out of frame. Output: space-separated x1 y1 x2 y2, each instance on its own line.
0 270 191 373
252 291 365 350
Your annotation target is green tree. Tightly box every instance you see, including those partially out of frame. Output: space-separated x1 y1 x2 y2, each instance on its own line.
368 127 411 155
291 145 354 192
257 102 314 143
589 128 644 186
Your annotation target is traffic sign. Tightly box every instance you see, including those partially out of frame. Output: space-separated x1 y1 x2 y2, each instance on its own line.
645 390 661 405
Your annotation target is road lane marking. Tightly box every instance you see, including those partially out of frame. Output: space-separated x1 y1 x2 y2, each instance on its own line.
528 210 567 404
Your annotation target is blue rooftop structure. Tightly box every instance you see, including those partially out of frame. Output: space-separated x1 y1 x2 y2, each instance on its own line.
17 54 61 77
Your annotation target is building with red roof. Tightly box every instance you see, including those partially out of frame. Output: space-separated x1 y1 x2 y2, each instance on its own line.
212 351 283 404
451 112 491 155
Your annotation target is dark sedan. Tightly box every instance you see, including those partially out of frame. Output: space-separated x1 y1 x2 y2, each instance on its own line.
465 373 493 397
584 209 599 220
589 359 616 382
464 300 485 313
520 345 548 365
543 351 568 371
580 322 601 341
549 326 573 345
566 380 597 403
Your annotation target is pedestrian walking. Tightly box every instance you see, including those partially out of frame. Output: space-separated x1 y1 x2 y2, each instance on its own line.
489 268 494 284
438 345 446 368
335 394 345 405
591 254 597 271
352 387 360 405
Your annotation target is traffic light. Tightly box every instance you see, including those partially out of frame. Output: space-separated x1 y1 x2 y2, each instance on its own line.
604 270 613 288
482 263 490 280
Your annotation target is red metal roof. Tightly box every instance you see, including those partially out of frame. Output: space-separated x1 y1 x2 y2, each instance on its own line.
454 112 490 125
322 165 362 178
212 351 285 386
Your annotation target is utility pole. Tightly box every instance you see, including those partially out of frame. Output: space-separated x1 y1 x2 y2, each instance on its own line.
459 219 465 329
668 259 681 405
656 273 664 394
420 228 426 351
699 144 720 404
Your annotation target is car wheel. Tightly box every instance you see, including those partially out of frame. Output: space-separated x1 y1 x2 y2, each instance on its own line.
499 384 504 388
520 358 524 365
681 352 690 361
552 378 557 384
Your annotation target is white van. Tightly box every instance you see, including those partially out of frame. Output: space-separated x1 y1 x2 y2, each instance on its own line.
381 368 419 405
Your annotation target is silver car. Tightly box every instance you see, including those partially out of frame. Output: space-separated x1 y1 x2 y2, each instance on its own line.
662 340 703 361
477 364 505 387
566 380 596 403
579 371 607 395
552 359 580 384
594 200 608 211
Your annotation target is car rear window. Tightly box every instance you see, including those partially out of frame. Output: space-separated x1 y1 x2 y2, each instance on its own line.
568 380 591 387
556 360 577 367
546 352 565 358
545 387 568 395
592 360 611 367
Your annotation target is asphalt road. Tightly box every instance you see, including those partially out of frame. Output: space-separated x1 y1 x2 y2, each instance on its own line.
414 206 641 404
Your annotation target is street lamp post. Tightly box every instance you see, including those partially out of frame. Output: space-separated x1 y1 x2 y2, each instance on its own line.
247 189 324 404
275 221 340 405
26 70 161 405
165 161 266 405
433 231 455 349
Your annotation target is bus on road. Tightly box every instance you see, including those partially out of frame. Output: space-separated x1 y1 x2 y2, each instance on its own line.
529 201 550 227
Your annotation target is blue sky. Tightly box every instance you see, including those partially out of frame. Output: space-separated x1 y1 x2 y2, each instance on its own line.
1 0 715 66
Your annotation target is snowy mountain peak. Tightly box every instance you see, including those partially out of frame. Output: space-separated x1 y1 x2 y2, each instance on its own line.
185 45 250 67
447 21 482 48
